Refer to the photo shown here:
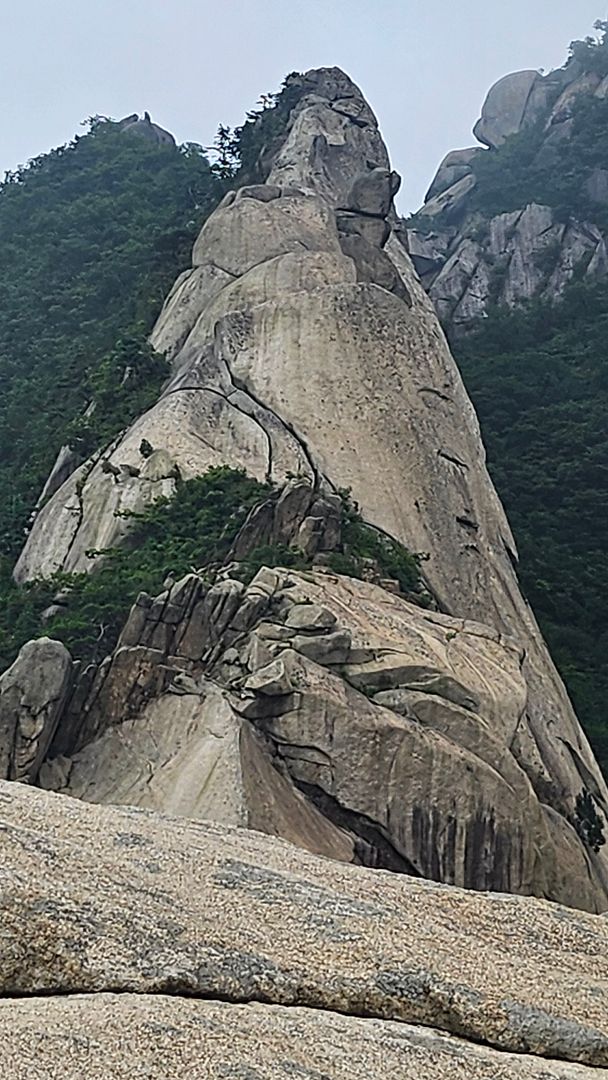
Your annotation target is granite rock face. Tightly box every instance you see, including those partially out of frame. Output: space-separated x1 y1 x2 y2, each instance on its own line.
0 638 73 783
409 62 608 328
3 995 601 1080
8 68 608 910
25 543 606 909
0 780 606 1075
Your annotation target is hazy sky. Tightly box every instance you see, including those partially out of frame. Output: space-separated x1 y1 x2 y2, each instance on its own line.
2 1 605 210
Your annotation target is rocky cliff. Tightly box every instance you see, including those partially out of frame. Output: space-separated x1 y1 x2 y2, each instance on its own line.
4 68 608 912
408 54 608 328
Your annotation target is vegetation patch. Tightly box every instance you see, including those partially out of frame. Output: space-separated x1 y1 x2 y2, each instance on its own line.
453 277 608 774
0 472 426 673
0 117 225 559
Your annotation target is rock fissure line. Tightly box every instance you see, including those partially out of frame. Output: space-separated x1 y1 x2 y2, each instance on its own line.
222 353 327 491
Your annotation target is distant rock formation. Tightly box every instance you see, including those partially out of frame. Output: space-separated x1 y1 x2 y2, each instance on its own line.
117 111 176 146
8 67 608 911
408 62 608 328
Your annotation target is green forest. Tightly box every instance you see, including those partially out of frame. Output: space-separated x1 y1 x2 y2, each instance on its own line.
0 118 225 561
454 279 608 771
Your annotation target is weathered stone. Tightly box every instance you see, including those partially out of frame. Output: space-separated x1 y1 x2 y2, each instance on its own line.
420 174 477 221
192 188 341 275
425 147 481 202
244 651 305 696
0 638 72 782
118 112 175 146
339 233 411 300
10 65 608 916
291 628 352 666
285 602 337 632
336 209 391 247
547 72 602 127
36 444 81 507
341 166 401 217
1 995 601 1079
0 781 606 1068
474 70 541 148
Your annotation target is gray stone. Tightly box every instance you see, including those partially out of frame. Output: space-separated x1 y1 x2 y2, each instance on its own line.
474 71 541 148
0 638 73 782
342 167 400 217
336 210 391 247
291 628 352 665
339 233 411 301
285 603 337 632
425 148 481 202
0 994 601 1079
244 651 305 696
36 444 81 507
421 174 477 222
585 168 608 206
0 781 606 1069
118 113 176 147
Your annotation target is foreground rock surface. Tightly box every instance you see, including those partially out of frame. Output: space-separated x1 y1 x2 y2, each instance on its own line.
0 781 606 1073
0 995 602 1079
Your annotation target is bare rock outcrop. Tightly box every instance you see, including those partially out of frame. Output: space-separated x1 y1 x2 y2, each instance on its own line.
0 638 73 783
9 67 608 908
4 995 601 1080
408 62 608 327
117 111 176 146
0 780 606 1074
473 70 543 148
29 539 606 909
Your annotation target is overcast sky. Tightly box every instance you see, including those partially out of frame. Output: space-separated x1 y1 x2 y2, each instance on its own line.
2 1 605 210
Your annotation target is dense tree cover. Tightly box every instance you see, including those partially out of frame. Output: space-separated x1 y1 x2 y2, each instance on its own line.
0 468 269 668
452 279 608 773
568 19 608 75
0 118 224 559
0 468 424 672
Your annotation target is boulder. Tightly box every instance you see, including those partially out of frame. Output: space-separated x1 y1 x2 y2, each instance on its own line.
474 70 541 148
0 638 72 782
341 166 401 217
117 112 176 146
420 174 477 221
425 147 481 202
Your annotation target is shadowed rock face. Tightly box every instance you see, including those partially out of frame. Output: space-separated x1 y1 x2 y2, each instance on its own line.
8 68 608 909
0 781 606 1075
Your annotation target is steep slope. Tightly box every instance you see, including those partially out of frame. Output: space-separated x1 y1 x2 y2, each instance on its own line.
408 24 608 775
0 781 606 1075
5 69 608 909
